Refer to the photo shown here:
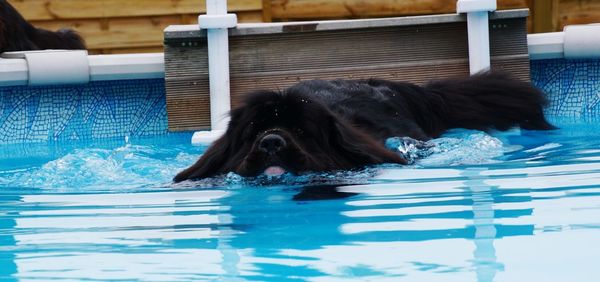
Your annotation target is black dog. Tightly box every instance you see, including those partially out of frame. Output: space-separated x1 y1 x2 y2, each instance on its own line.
0 0 85 52
174 72 555 182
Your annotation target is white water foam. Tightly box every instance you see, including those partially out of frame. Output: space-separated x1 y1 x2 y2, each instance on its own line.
1 130 507 191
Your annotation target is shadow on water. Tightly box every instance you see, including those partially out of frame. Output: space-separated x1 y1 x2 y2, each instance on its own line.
292 185 359 201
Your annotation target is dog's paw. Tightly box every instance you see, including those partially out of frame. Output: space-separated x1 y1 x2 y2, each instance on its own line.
385 137 435 164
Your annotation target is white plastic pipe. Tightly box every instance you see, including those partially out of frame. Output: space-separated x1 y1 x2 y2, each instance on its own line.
563 24 600 59
457 0 497 74
2 50 90 85
527 32 565 60
200 0 237 131
206 0 226 14
466 12 491 74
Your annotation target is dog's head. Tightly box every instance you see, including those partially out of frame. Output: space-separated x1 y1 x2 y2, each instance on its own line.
173 89 406 182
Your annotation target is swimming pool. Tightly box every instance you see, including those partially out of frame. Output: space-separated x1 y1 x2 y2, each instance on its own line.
1 118 599 281
1 30 600 280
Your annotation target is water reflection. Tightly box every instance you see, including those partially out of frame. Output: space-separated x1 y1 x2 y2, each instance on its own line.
464 168 503 282
0 190 236 280
2 158 600 281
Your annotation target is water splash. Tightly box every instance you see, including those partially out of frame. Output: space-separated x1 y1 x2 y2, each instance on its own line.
1 130 507 192
420 131 504 166
385 136 435 163
0 144 197 191
386 130 505 167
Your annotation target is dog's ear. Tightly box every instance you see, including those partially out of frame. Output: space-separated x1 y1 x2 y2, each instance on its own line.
56 28 86 50
330 117 408 166
173 134 233 182
0 18 5 51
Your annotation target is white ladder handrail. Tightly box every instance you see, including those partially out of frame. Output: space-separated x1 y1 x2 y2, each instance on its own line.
199 0 237 131
457 0 497 74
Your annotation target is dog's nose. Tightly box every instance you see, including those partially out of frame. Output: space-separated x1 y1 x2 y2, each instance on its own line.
258 134 286 154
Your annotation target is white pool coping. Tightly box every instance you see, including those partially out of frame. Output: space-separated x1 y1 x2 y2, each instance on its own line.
1 26 599 87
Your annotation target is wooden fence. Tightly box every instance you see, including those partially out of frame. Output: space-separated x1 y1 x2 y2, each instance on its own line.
538 0 600 32
265 0 528 20
9 0 263 54
266 0 600 33
9 0 600 54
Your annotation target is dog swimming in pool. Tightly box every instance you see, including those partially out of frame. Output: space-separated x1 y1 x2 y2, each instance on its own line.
173 72 555 182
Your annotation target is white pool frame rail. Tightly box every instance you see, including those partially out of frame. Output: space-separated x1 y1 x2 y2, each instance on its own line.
0 52 164 87
457 0 497 75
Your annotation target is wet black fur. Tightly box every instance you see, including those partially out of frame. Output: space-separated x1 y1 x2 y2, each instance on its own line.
0 0 85 52
174 72 555 182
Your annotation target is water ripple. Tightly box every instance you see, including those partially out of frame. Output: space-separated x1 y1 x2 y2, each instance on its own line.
1 124 600 281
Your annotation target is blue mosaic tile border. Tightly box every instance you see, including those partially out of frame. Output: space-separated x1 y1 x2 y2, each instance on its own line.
531 58 600 118
0 79 168 145
0 59 599 145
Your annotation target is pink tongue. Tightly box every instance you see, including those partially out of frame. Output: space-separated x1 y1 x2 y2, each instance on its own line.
264 166 286 176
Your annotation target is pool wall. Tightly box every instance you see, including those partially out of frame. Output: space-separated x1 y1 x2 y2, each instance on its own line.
0 79 167 145
531 59 600 119
1 32 599 145
0 53 166 145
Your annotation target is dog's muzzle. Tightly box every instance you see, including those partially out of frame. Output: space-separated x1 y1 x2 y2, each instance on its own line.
258 133 287 154
256 131 289 176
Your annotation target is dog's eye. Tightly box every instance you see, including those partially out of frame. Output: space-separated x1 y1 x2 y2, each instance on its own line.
242 123 255 140
294 128 304 135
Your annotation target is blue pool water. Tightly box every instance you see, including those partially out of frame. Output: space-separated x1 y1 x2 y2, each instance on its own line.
1 119 600 281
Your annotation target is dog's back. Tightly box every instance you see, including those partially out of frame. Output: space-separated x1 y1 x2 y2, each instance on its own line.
421 72 555 134
286 72 554 142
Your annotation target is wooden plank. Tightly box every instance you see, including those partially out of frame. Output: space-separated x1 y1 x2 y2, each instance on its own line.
9 0 262 21
165 44 211 131
559 0 600 12
262 0 272 22
31 11 263 50
91 46 165 55
531 0 558 33
32 16 185 49
269 0 527 20
557 0 600 30
236 11 264 22
558 11 600 28
270 0 455 20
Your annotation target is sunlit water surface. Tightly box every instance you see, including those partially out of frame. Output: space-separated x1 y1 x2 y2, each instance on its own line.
1 119 599 281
